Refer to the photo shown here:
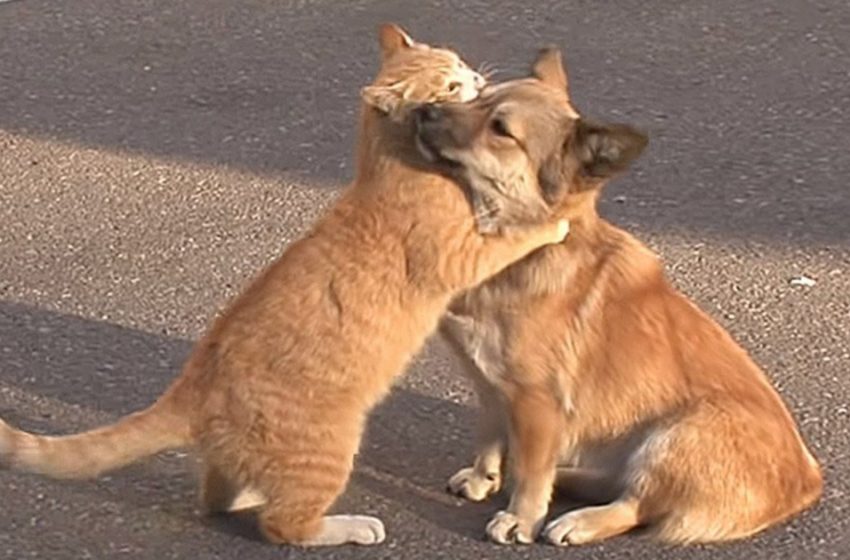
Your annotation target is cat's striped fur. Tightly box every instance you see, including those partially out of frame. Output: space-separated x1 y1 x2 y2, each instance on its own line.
0 24 568 546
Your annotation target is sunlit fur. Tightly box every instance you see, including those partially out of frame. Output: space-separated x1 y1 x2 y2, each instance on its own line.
432 49 822 546
0 26 567 547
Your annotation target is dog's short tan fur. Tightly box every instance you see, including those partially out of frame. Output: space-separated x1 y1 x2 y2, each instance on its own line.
0 26 569 547
418 49 822 546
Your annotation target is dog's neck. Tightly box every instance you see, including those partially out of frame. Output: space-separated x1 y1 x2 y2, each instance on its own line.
461 187 657 304
555 189 603 245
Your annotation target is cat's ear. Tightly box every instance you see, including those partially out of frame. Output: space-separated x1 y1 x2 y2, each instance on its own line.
378 23 415 60
361 84 401 114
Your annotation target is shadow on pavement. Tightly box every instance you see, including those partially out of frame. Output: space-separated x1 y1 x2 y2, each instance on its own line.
1 1 849 246
0 300 499 541
0 292 842 557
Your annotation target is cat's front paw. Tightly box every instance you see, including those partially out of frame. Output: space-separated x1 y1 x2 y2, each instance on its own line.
553 219 570 243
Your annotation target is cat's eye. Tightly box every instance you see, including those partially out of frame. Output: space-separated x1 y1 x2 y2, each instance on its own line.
448 81 462 93
491 117 513 139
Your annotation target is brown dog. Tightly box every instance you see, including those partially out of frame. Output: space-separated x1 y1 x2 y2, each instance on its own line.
416 48 822 546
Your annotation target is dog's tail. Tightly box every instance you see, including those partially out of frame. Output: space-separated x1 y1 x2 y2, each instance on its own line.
0 383 193 479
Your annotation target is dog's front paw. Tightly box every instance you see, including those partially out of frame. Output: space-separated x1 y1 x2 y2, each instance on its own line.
447 466 501 502
486 511 536 545
543 511 592 546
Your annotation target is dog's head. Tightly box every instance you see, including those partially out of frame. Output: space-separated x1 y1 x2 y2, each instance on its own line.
413 48 648 224
361 24 485 117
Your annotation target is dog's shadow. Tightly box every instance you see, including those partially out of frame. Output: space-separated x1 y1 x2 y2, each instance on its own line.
358 390 505 537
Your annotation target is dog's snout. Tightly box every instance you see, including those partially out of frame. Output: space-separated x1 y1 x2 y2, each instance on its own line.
415 104 443 124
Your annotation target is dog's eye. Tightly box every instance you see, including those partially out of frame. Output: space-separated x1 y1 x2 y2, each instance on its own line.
447 81 462 93
491 117 513 139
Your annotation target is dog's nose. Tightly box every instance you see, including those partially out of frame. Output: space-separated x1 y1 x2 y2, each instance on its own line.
415 104 443 124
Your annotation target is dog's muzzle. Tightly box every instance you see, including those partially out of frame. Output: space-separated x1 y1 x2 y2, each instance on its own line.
414 104 444 125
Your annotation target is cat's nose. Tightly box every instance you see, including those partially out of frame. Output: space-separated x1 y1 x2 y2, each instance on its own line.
415 104 443 124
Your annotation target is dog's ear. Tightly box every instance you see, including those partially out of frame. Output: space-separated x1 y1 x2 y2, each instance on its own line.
361 84 402 114
532 47 569 94
378 23 415 60
573 119 648 178
538 148 571 204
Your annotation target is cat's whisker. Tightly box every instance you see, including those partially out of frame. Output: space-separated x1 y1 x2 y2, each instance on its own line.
477 62 502 82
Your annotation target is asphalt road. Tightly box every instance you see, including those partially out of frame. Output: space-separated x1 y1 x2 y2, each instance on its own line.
1 0 848 558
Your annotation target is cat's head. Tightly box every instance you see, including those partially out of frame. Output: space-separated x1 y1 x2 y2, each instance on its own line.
361 24 485 116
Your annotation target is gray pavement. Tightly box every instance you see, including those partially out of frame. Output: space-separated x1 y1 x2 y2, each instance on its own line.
1 0 848 558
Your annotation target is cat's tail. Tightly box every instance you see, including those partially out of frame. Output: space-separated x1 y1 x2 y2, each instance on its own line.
0 381 194 479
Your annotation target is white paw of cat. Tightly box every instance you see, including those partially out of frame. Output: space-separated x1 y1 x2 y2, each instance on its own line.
555 219 570 242
308 515 386 546
340 515 386 545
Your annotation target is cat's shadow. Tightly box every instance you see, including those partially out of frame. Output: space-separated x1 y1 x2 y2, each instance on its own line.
0 300 533 542
196 390 509 543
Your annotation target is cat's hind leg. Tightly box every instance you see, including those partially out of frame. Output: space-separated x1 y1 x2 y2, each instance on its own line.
253 439 384 546
200 462 266 514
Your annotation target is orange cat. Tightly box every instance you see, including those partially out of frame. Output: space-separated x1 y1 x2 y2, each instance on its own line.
0 25 568 547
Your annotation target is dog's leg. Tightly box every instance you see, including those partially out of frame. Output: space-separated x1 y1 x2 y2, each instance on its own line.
554 466 620 505
543 497 640 546
486 387 563 545
441 313 506 501
446 391 505 501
